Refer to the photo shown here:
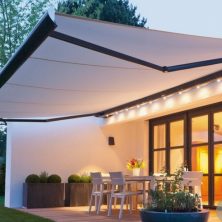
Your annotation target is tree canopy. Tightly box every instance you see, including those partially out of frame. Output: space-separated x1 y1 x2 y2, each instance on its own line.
0 0 147 68
0 0 55 68
57 0 147 27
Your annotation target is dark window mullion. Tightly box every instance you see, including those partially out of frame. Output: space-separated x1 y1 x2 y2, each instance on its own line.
192 142 209 147
166 121 170 174
209 112 214 207
170 146 184 150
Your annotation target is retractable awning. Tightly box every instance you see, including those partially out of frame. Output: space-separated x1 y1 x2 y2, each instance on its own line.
1 10 222 122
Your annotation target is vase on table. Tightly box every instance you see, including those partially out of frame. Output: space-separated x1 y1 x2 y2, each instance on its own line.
132 168 140 176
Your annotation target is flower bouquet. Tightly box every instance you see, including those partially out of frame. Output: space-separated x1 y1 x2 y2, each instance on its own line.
127 158 145 176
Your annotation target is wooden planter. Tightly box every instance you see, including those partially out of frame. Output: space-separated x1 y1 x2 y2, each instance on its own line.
65 183 93 206
23 183 65 208
140 209 209 222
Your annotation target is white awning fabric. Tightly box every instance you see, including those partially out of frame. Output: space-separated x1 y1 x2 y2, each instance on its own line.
1 12 222 120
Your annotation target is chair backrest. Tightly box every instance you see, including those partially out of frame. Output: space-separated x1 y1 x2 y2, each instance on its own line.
90 172 103 185
182 171 203 186
109 172 125 185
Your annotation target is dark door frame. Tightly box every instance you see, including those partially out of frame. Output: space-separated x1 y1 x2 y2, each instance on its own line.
149 101 222 208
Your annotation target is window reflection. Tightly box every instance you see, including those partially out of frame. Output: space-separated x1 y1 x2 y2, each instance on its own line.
214 176 222 206
214 144 222 174
214 112 222 142
170 148 184 174
192 115 208 144
154 124 166 149
202 176 208 205
170 120 184 147
192 146 208 174
154 150 165 173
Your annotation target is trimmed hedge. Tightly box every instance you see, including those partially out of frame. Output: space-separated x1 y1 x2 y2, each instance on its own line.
68 174 81 183
25 174 40 183
47 174 61 183
68 174 91 183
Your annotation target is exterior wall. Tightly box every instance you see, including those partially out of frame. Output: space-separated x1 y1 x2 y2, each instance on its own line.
5 117 147 208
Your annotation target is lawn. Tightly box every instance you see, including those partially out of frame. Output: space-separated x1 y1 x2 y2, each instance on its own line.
0 196 54 222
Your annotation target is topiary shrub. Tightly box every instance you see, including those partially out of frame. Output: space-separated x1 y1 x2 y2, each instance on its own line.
68 174 81 183
39 171 48 183
80 175 91 183
25 174 40 183
47 174 62 183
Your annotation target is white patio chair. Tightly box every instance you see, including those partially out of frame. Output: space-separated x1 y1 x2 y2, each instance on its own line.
181 171 203 208
89 172 110 214
108 171 143 219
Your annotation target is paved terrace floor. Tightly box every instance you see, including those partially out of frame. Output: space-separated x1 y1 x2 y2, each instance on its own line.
21 206 221 222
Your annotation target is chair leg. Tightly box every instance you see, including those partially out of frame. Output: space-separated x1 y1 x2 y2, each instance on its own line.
119 196 125 220
89 194 94 214
95 195 98 213
107 194 110 209
96 194 103 214
108 196 113 216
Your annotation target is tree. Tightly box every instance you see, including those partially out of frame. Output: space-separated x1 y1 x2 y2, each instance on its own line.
0 0 56 68
0 125 6 161
57 0 147 27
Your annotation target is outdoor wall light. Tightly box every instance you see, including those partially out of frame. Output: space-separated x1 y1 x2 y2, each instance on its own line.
104 77 222 118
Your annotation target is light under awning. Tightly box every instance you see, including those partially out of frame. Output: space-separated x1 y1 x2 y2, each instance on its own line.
1 11 222 121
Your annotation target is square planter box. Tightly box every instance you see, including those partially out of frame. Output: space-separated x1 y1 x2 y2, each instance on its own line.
23 183 65 208
65 183 93 206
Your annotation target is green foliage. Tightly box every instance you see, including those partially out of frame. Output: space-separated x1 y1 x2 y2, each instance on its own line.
146 166 201 212
68 174 91 183
39 171 48 183
47 174 61 183
0 125 6 163
0 164 5 195
0 0 56 67
68 174 81 183
0 196 4 206
57 0 147 27
80 175 91 183
25 174 40 183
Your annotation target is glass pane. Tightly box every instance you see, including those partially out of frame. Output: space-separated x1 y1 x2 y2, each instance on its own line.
154 124 166 149
154 150 165 173
214 112 222 142
170 120 184 147
192 146 208 173
192 115 208 144
170 148 184 174
214 144 222 174
202 176 209 205
214 176 222 206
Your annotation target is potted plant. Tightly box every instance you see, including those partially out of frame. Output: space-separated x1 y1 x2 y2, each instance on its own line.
140 167 209 222
127 158 145 176
23 172 64 208
65 174 92 206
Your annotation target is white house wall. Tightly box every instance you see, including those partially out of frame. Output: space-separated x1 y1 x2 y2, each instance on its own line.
5 117 147 208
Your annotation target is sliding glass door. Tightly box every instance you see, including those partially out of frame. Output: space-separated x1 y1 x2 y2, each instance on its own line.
213 112 222 206
149 102 222 208
191 114 209 205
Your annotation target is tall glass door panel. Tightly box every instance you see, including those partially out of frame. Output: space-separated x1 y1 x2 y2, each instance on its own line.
154 124 166 149
170 120 184 147
192 115 208 145
154 150 165 173
214 112 222 142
